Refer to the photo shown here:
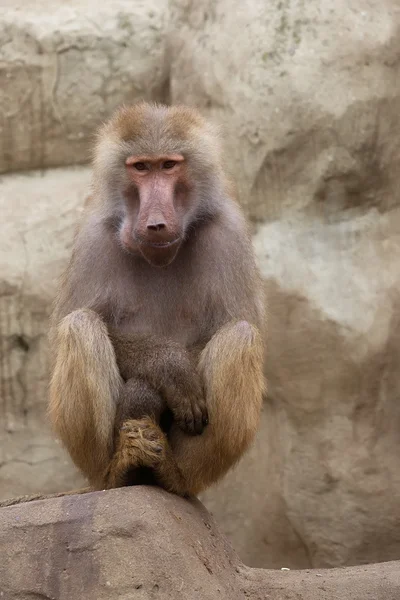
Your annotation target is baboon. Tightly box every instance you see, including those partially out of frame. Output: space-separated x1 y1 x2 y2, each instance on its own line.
49 102 265 495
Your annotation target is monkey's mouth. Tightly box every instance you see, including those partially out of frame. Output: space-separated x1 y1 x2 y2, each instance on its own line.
136 236 181 249
135 235 182 267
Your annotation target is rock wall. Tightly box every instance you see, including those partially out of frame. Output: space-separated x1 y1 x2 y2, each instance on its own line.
170 0 400 221
0 0 168 173
2 0 400 572
0 167 88 497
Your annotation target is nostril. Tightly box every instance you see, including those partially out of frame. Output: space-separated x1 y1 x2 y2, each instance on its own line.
147 222 166 232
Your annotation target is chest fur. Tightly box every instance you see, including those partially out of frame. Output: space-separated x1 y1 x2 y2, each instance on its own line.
107 265 209 346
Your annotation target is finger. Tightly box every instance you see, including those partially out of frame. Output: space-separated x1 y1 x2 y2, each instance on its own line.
192 405 204 435
184 414 197 435
196 395 209 428
173 403 196 435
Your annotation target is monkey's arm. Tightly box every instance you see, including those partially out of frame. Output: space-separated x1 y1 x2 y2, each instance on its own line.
172 320 264 495
109 330 208 435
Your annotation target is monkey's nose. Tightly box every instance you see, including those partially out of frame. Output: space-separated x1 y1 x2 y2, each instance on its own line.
142 219 178 245
147 222 166 232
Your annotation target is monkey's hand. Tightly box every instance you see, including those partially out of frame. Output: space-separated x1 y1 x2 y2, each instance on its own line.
110 332 208 436
160 352 208 436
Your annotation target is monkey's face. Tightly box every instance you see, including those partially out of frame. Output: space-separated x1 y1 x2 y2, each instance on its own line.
94 103 224 266
120 154 191 268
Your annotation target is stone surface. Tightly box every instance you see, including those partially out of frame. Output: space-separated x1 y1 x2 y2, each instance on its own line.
170 0 400 222
0 167 88 499
0 0 168 173
172 0 400 569
1 487 400 600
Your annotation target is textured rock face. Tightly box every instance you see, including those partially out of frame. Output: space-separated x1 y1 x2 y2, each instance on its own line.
170 0 400 221
1 488 399 600
171 0 400 568
0 0 168 173
0 167 88 498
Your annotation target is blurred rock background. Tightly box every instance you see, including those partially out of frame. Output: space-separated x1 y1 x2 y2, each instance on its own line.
1 0 400 570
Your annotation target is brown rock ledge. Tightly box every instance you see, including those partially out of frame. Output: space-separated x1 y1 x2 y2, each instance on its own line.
0 487 399 599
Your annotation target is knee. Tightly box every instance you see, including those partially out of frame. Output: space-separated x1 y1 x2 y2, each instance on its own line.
210 320 261 352
58 309 106 341
199 320 263 385
61 308 102 330
229 320 258 345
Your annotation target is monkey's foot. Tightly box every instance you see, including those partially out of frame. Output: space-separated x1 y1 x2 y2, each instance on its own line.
106 417 167 488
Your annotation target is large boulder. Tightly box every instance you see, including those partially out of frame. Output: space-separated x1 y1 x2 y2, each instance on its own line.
1 487 399 600
171 0 400 568
0 0 168 173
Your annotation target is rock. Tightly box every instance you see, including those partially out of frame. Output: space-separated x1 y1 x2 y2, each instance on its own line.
0 167 89 499
1 487 399 600
0 0 168 173
172 0 400 568
170 0 400 222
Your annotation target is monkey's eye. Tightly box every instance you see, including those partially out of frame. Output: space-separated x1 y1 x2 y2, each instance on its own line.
162 160 177 170
133 162 148 171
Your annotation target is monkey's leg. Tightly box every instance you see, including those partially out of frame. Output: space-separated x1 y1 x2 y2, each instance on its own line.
154 320 265 496
105 416 185 489
116 378 169 427
106 380 185 493
107 379 173 488
48 309 123 489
